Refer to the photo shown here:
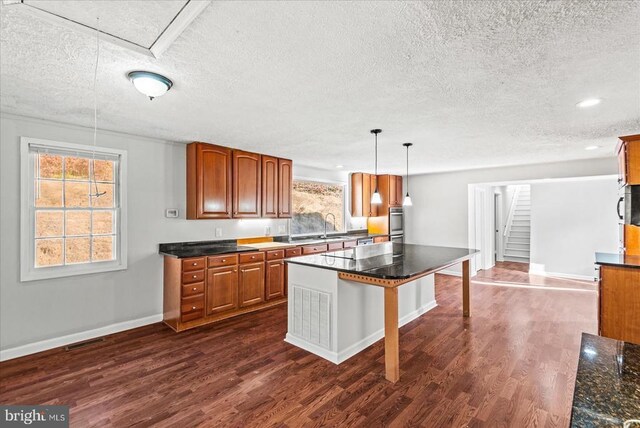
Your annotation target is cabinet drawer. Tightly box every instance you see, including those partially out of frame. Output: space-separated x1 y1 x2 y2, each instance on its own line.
181 295 204 313
327 242 343 251
266 249 285 260
181 310 204 323
239 252 265 264
302 244 328 255
182 282 204 297
182 257 205 272
208 254 238 268
374 236 390 243
343 240 357 249
285 247 302 258
182 270 205 284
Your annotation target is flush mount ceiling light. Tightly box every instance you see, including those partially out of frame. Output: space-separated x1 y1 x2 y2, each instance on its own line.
370 129 382 205
576 98 602 108
335 165 344 169
585 145 601 151
127 71 173 100
402 143 413 207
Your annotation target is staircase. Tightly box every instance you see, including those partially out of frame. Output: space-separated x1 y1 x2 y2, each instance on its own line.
503 185 531 262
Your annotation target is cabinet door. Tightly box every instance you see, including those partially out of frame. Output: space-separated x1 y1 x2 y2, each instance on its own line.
233 150 261 218
395 176 403 205
369 174 379 216
261 155 278 218
239 262 265 307
187 143 232 219
388 175 397 206
617 141 627 187
350 173 373 217
206 265 238 315
265 260 285 300
278 158 293 218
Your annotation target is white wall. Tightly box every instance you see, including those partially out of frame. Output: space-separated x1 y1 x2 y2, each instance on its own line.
405 157 617 274
1 114 326 355
529 177 619 279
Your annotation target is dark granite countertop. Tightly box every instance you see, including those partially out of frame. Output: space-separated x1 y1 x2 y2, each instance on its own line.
158 232 390 258
570 333 640 427
285 243 477 280
596 252 640 270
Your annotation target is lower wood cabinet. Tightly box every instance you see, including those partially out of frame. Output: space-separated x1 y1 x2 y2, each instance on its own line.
206 265 238 315
599 265 640 344
266 260 285 300
239 261 265 307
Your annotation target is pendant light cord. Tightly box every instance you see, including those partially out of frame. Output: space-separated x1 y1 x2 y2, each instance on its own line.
406 145 409 195
90 18 105 199
374 132 378 176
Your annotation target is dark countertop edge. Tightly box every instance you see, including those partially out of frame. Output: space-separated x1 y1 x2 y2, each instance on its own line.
158 232 390 259
285 253 474 280
595 252 640 269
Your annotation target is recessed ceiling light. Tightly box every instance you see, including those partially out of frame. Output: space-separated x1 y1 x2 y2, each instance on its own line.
585 145 600 151
335 165 344 169
576 98 601 108
127 71 173 100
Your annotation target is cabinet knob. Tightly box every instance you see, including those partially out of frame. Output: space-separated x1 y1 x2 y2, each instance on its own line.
193 275 197 278
251 256 255 259
192 262 197 266
233 270 237 273
222 259 226 262
192 306 196 310
193 287 197 291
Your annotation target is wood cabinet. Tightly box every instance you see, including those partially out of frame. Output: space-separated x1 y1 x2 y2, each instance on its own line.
261 155 278 218
302 244 329 254
350 173 378 217
623 224 640 255
233 150 262 218
206 265 238 315
239 261 265 307
278 158 293 218
599 265 640 344
374 236 390 243
266 259 285 300
187 142 292 220
377 175 403 211
187 143 232 219
617 135 640 187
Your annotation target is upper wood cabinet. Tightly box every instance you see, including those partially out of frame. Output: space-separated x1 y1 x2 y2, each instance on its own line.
187 143 232 219
187 142 292 220
278 158 293 218
261 155 278 218
350 173 378 217
377 175 403 211
233 150 262 218
618 135 640 187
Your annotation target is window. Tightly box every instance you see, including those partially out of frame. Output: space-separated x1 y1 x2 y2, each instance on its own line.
291 180 345 235
20 138 127 281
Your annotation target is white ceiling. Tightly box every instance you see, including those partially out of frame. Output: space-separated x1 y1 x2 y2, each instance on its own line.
1 1 639 174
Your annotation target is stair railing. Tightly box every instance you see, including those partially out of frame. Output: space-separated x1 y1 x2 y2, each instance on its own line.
503 186 522 237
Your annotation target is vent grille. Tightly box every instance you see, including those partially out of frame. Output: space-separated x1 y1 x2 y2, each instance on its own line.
291 286 331 349
65 337 105 351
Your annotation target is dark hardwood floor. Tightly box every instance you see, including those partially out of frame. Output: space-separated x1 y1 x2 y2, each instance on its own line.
0 263 597 427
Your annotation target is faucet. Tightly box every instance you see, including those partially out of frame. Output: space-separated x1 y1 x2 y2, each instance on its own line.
323 213 336 239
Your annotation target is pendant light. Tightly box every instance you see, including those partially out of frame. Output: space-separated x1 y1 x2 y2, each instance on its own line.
370 129 382 205
402 143 413 206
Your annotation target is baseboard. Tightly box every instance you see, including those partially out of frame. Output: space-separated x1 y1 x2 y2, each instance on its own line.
436 269 461 277
528 265 594 281
284 300 437 365
0 314 163 362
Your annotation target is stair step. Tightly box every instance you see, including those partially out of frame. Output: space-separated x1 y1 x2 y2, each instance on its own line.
509 230 530 236
504 255 530 262
505 243 530 250
507 238 530 244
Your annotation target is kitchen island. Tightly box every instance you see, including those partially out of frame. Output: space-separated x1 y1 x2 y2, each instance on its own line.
285 243 477 382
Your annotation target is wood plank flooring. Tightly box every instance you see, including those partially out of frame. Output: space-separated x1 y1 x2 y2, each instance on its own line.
0 263 597 427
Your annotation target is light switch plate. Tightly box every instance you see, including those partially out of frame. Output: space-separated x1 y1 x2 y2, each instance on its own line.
165 208 179 218
215 228 223 238
265 226 271 236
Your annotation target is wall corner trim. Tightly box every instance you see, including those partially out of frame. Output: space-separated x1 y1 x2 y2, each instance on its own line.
0 314 163 362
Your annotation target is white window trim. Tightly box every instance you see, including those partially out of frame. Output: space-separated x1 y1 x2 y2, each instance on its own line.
20 137 128 282
290 176 347 237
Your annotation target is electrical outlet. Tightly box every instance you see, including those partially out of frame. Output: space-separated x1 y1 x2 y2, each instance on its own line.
265 226 271 236
165 208 179 218
278 225 286 234
215 227 223 238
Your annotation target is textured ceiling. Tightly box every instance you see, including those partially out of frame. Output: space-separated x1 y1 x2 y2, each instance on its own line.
1 1 639 174
22 0 188 47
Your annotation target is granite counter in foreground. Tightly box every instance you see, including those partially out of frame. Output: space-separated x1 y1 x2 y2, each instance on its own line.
570 333 640 427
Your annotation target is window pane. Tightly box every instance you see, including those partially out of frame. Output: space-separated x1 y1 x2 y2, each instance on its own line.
37 154 63 179
65 211 91 236
65 181 90 207
91 183 114 208
92 211 114 234
35 238 63 267
92 236 114 261
292 181 344 235
93 159 114 182
65 237 90 264
35 211 63 237
35 180 63 207
65 157 89 180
